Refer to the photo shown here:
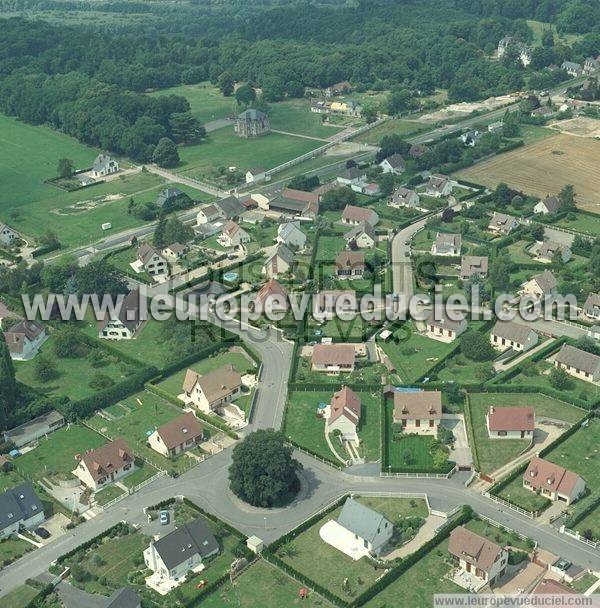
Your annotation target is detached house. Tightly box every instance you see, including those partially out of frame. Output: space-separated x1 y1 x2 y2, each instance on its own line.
234 108 270 138
522 270 558 298
460 256 488 280
379 154 405 175
432 233 461 256
326 81 352 97
487 406 535 439
312 343 355 373
534 195 561 215
326 386 361 443
197 196 245 225
523 456 585 505
583 56 600 74
162 243 188 260
344 222 376 249
98 289 143 341
263 244 294 279
537 241 572 264
91 154 119 178
427 310 467 343
218 221 251 248
390 187 420 209
74 438 135 492
335 251 365 280
144 519 219 587
148 412 204 458
138 244 168 276
562 61 583 77
426 174 453 198
0 482 45 539
277 221 307 250
488 212 519 235
0 223 21 247
245 166 267 184
4 320 47 361
341 205 379 227
582 293 600 321
449 526 508 588
254 278 289 315
392 390 442 435
182 364 243 414
337 167 367 187
554 344 600 384
156 188 185 209
490 320 538 353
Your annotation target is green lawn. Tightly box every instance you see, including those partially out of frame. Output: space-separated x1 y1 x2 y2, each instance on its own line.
353 118 429 145
572 505 600 542
268 99 344 139
94 484 126 506
569 573 598 594
294 355 385 386
554 212 600 237
466 392 585 474
0 469 27 492
178 128 322 178
284 390 381 463
526 20 584 46
13 425 105 483
120 460 158 488
0 584 40 608
465 518 532 551
157 349 256 398
497 475 551 513
200 559 335 608
315 235 347 261
14 333 131 402
0 537 34 565
379 325 457 383
517 124 556 145
306 317 371 341
363 538 465 607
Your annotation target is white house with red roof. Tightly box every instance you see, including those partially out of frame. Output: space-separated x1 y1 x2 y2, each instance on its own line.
326 386 361 442
523 456 585 505
218 221 251 248
73 438 135 492
253 278 289 315
486 406 535 439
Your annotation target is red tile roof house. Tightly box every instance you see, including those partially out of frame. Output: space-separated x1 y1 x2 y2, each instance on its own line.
490 320 538 353
218 220 251 248
486 406 535 439
312 343 356 374
182 364 243 415
340 205 379 227
523 456 586 505
73 438 135 492
253 278 289 316
325 386 361 443
148 412 204 458
392 391 442 435
448 526 508 589
426 310 467 343
335 251 365 280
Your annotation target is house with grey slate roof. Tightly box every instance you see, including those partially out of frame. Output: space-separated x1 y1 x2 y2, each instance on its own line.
490 320 538 353
554 344 600 384
0 482 45 539
91 154 119 178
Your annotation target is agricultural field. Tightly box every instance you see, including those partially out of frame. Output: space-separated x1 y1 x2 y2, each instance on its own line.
284 390 381 462
456 134 600 213
466 392 585 475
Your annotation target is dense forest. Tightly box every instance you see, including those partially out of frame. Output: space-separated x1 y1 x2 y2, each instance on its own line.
0 0 599 160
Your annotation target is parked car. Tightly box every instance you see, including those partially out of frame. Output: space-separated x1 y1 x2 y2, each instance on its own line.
35 527 51 539
159 510 170 525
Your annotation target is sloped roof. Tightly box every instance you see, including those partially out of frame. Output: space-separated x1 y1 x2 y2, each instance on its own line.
183 364 242 404
80 438 134 483
337 497 391 543
329 386 361 426
256 278 289 306
538 240 569 260
428 173 450 191
381 153 405 169
138 243 162 265
154 412 203 449
0 482 43 533
282 188 319 206
530 270 558 293
448 526 503 574
216 196 245 219
540 196 561 213
555 344 600 375
583 293 600 316
4 320 45 355
335 250 365 269
391 187 417 204
237 108 268 121
312 343 355 367
106 587 141 608
277 221 306 244
98 290 141 334
488 406 535 432
344 221 376 242
489 212 517 231
156 188 184 207
435 232 461 252
428 308 466 331
341 205 375 223
491 320 536 345
393 391 442 421
524 456 582 496
461 255 488 277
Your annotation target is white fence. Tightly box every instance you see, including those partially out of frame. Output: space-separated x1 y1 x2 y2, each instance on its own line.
380 468 455 479
483 492 537 519
100 470 168 511
561 526 600 549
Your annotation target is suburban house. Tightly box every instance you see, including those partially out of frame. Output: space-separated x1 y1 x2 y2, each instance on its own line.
583 56 600 74
245 166 267 184
196 204 222 225
0 223 21 247
197 196 245 224
427 310 468 342
523 456 586 505
486 406 535 438
325 386 361 443
4 410 65 448
460 256 488 280
531 106 555 119
312 343 356 373
344 221 376 249
337 167 367 187
143 519 219 587
263 244 294 279
522 270 558 298
537 241 572 264
379 153 405 175
490 320 538 352
234 108 270 138
266 188 319 219
326 81 352 97
554 344 600 384
448 526 508 588
91 154 119 178
392 390 442 435
138 244 169 276
487 121 504 134
254 278 289 315
0 482 45 539
98 289 143 341
162 243 188 260
73 438 135 492
321 497 392 560
488 212 519 235
426 174 453 198
390 187 420 208
534 195 561 215
3 320 47 360
314 290 357 320
582 293 600 321
432 233 461 256
218 221 251 248
182 364 243 413
335 251 365 280
148 412 204 458
277 221 307 250
155 188 185 209
562 60 583 77
341 205 379 227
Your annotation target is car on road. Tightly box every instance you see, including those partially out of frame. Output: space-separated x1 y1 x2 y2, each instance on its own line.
35 527 51 539
159 510 170 525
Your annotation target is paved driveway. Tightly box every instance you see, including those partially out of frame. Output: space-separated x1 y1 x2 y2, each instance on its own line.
441 415 473 468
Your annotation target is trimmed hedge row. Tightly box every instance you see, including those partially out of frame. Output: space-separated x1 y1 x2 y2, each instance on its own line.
56 521 131 564
564 494 600 531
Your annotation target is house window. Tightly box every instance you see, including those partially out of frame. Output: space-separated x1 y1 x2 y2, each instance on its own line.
498 431 507 436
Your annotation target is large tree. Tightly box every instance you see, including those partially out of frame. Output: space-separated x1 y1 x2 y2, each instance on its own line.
75 260 127 298
229 430 302 508
0 332 17 425
152 137 180 168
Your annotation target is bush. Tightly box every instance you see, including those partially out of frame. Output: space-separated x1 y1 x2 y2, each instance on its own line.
549 366 572 390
